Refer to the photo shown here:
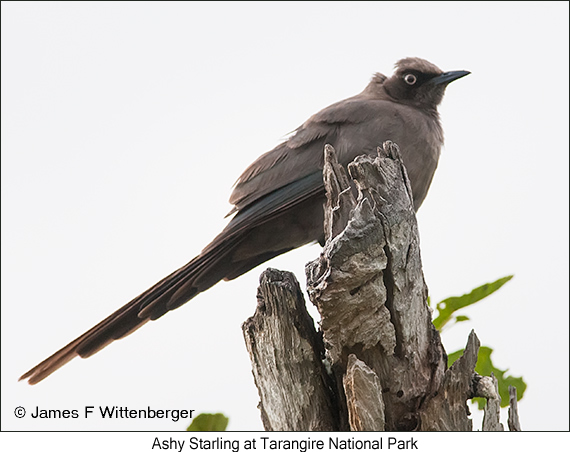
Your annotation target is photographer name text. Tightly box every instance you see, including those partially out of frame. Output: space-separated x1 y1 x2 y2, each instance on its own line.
24 405 194 422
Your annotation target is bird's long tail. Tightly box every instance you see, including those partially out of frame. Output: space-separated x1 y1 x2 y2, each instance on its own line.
20 171 325 384
19 232 245 385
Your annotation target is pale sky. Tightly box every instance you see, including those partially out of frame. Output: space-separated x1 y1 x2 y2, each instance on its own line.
2 1 569 433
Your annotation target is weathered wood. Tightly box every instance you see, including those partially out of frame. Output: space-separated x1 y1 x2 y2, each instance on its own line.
418 330 479 431
343 354 386 431
242 268 338 431
481 374 504 431
243 142 521 431
306 142 447 431
508 386 522 431
322 144 357 242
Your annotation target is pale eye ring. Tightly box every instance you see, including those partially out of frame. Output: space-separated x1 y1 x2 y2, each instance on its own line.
404 73 417 85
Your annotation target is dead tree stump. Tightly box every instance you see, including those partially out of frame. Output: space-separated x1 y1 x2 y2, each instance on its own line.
242 142 520 431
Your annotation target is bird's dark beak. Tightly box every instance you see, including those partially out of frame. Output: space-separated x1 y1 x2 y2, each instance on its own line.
430 70 470 85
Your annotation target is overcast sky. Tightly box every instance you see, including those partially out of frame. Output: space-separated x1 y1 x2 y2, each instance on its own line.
2 2 568 433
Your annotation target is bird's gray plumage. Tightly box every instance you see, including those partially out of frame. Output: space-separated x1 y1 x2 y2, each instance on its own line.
20 57 469 384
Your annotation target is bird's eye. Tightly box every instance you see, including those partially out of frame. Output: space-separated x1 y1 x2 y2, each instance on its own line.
404 73 417 85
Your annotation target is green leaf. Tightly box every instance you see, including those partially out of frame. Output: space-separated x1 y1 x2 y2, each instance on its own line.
186 413 229 431
455 315 470 323
447 345 526 409
432 275 513 331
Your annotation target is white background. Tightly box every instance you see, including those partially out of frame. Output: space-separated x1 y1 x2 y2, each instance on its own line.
2 1 568 433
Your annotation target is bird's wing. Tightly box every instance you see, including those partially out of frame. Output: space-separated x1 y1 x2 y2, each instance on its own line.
288 97 380 148
229 96 386 213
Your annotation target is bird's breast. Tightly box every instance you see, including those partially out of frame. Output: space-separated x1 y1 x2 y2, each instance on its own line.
333 105 443 210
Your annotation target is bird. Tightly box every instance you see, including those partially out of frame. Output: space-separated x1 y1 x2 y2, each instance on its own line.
20 57 469 384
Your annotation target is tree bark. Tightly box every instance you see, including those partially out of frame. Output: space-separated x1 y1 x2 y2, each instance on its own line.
242 142 520 431
481 373 504 431
305 142 446 431
508 386 522 431
242 268 338 431
343 354 386 431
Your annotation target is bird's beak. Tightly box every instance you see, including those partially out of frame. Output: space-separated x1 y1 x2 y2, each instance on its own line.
430 70 470 85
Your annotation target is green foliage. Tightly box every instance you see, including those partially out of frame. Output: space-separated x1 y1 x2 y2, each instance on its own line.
448 346 527 409
433 275 526 409
186 413 229 431
432 275 513 331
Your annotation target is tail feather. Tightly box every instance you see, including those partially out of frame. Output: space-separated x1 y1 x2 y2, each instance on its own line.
19 300 151 385
20 170 326 384
137 235 245 318
19 240 238 384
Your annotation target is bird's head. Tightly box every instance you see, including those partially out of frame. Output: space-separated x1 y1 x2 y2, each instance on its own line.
382 57 470 111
